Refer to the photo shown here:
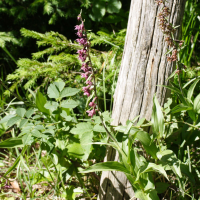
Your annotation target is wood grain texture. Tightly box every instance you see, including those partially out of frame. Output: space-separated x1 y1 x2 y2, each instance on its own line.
98 0 186 199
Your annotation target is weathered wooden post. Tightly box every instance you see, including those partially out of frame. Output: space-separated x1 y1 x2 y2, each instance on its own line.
98 0 186 199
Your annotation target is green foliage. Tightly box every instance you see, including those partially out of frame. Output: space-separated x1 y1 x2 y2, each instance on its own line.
0 81 106 198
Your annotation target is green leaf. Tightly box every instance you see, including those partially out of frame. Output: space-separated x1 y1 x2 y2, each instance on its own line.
0 115 15 124
187 79 200 102
0 138 23 148
16 108 26 117
44 101 59 112
70 123 93 135
67 143 85 159
151 95 164 138
31 129 42 138
60 110 72 121
47 83 60 98
54 81 65 92
158 85 181 95
19 119 28 128
36 91 50 115
60 87 79 98
157 150 182 178
136 131 158 159
7 116 21 127
193 93 200 113
135 190 159 200
170 104 192 114
81 161 131 174
140 163 169 180
25 108 34 118
107 0 122 14
80 131 93 160
60 99 79 109
93 124 106 132
155 182 170 194
22 133 34 145
4 146 27 177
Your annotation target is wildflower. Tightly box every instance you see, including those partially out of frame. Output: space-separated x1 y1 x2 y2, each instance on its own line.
82 86 91 97
77 49 87 62
76 38 88 46
76 13 98 117
86 109 97 117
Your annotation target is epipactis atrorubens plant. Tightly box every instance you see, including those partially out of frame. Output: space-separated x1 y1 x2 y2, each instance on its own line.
156 0 184 65
75 14 98 118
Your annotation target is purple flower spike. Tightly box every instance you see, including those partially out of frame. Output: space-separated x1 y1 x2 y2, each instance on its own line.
76 13 98 117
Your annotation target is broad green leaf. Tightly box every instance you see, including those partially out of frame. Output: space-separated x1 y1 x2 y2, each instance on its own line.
81 161 131 174
55 139 67 150
0 138 23 148
60 99 79 108
54 81 65 92
155 182 170 194
170 104 192 113
25 108 34 118
136 131 158 159
67 143 85 159
80 131 93 160
44 101 59 112
36 91 50 115
22 133 34 145
0 115 15 124
19 119 28 128
107 0 122 14
31 129 42 138
7 116 21 127
60 87 79 98
135 190 159 200
140 163 169 180
70 123 93 135
60 110 72 121
193 93 200 113
187 79 200 101
16 108 26 117
93 124 106 132
138 172 155 192
47 83 60 98
157 150 182 178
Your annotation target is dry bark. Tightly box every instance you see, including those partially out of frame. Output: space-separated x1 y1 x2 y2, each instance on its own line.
98 0 186 199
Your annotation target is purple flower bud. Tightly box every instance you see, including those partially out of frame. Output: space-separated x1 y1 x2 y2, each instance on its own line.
76 38 88 46
77 14 81 21
82 86 91 97
89 102 96 107
81 73 88 79
86 109 96 117
77 49 87 62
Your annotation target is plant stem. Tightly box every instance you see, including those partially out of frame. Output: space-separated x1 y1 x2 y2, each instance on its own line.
2 47 17 64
